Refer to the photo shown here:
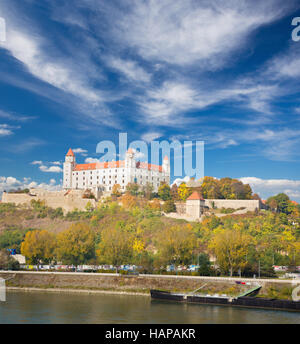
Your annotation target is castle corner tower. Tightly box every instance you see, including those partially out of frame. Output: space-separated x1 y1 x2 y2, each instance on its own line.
63 148 76 189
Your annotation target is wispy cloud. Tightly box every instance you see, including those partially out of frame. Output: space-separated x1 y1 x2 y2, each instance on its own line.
239 177 300 200
108 57 151 83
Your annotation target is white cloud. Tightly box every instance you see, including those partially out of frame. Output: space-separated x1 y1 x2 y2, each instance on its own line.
73 148 88 156
39 165 63 173
84 157 100 163
172 176 191 186
108 57 151 83
51 161 61 165
0 176 61 197
141 132 162 142
0 124 13 136
31 160 43 165
112 0 292 67
0 109 35 122
2 30 100 102
239 177 300 200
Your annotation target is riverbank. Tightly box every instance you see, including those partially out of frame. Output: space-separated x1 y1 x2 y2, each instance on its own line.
0 271 298 300
6 286 148 297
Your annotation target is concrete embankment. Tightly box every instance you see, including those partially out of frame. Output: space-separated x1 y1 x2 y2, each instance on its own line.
0 271 298 299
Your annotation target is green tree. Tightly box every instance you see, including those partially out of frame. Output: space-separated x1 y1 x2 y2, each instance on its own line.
0 249 20 270
56 223 95 265
158 182 171 201
162 200 176 213
126 183 140 196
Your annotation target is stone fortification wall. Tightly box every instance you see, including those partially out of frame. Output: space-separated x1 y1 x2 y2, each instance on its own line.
204 199 261 211
1 189 97 213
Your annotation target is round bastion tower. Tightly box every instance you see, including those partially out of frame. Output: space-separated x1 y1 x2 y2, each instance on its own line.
63 148 76 189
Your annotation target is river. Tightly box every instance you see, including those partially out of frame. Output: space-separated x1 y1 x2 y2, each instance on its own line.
0 291 299 324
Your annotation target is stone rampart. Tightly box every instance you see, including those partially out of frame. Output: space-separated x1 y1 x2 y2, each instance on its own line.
1 189 97 213
204 199 261 211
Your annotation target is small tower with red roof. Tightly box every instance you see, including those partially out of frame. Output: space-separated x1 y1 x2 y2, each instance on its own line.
186 191 205 219
63 148 76 189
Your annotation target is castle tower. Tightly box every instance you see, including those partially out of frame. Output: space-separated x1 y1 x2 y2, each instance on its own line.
63 148 76 189
125 148 136 184
162 155 170 174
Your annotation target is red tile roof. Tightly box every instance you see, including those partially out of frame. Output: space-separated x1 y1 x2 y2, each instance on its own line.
187 191 204 201
66 148 75 157
74 160 162 172
291 200 298 205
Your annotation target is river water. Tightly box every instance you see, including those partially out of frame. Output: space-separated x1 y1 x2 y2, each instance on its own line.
0 291 299 324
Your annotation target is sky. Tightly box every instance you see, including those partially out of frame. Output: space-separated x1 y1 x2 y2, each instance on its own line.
0 0 300 201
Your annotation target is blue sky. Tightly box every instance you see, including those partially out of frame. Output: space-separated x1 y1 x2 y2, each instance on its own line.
0 0 300 201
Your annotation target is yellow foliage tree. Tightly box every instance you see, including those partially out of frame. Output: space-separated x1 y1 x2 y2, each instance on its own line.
21 230 56 264
177 182 193 201
96 227 134 266
56 223 95 265
156 225 197 265
209 227 253 276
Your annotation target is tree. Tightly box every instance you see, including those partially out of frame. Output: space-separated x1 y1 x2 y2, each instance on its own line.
178 182 193 201
162 200 176 213
0 228 28 253
158 182 171 201
97 227 134 266
156 225 197 265
142 182 154 200
0 249 19 270
56 223 95 265
121 193 138 209
197 253 212 276
21 230 56 264
149 199 161 210
209 227 253 277
126 183 139 196
170 184 179 201
267 193 290 213
112 184 121 197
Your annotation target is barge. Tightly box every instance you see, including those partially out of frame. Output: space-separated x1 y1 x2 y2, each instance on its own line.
150 289 300 312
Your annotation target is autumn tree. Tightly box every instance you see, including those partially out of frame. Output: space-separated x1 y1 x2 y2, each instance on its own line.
149 198 161 210
112 184 122 197
178 182 193 201
155 225 197 265
158 182 171 201
21 230 56 264
56 223 95 265
97 227 134 266
170 184 179 201
121 193 138 209
209 227 253 277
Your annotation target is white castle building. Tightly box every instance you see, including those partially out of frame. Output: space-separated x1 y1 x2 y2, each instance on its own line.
63 148 170 193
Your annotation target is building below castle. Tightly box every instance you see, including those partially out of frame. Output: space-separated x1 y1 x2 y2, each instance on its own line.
63 148 170 193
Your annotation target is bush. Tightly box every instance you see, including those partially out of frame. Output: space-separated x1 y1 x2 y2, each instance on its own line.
162 200 176 213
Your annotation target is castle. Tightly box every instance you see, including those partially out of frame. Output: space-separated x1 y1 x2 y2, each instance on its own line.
63 148 170 194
